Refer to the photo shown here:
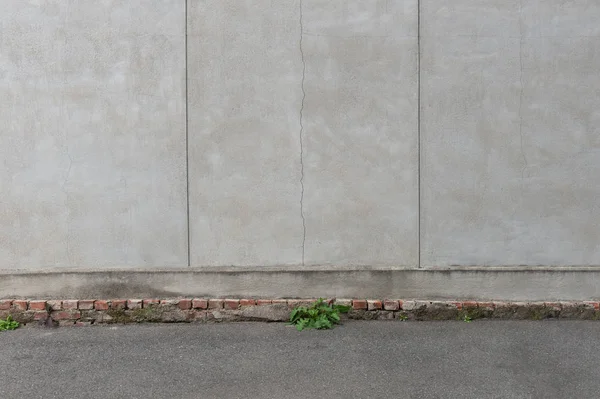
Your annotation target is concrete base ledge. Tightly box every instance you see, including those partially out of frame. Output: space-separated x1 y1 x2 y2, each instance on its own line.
1 266 600 301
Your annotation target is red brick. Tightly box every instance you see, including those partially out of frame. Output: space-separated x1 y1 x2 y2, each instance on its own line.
478 302 495 310
29 300 47 311
271 299 287 305
78 300 95 310
143 299 160 308
63 300 78 310
34 312 49 321
52 311 81 321
94 300 109 311
383 299 400 311
127 299 142 310
0 300 12 310
192 299 208 309
111 300 127 310
367 300 382 310
224 299 239 310
208 299 224 309
463 301 478 308
178 299 192 310
256 300 272 306
12 300 27 311
352 300 368 310
240 299 256 307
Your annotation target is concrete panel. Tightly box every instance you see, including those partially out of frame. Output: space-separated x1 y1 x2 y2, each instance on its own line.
301 0 419 266
0 1 187 269
3 266 600 301
421 0 600 266
187 1 304 266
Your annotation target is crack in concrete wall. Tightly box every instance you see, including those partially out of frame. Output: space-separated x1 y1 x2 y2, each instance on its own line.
299 0 306 266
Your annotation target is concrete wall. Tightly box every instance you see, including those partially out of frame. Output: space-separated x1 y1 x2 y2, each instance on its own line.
421 0 600 266
1 1 188 269
1 1 599 298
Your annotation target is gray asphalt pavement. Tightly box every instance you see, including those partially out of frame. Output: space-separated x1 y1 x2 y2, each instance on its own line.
2 320 600 399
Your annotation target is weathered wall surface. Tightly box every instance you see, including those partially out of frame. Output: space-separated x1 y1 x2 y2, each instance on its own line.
1 1 600 299
0 1 188 269
187 0 418 267
420 0 600 267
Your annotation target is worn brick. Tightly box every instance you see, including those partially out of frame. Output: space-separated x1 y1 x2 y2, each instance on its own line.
352 300 368 310
111 300 127 310
63 300 79 310
13 300 27 311
463 301 478 308
383 299 400 311
94 300 109 311
78 300 95 310
29 300 46 311
399 300 416 311
271 299 287 305
367 300 382 311
47 300 62 311
74 321 93 327
452 302 463 310
192 299 208 309
127 299 143 310
239 299 256 307
334 299 352 307
224 299 239 310
208 299 224 309
143 299 160 308
0 300 12 310
584 301 600 311
178 299 192 310
478 302 495 310
288 299 314 309
256 300 272 306
33 312 49 321
52 311 81 321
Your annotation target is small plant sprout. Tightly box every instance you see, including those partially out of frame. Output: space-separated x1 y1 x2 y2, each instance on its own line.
289 298 351 331
0 315 19 331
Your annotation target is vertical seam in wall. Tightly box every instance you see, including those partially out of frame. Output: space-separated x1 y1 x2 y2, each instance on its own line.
299 0 306 266
417 0 422 268
185 0 191 267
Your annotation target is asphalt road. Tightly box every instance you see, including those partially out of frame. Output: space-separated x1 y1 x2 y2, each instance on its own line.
2 320 600 399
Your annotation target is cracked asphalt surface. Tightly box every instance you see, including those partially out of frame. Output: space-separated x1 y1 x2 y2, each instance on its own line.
2 320 600 398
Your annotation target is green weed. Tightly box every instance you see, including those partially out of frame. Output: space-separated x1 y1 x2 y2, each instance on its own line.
289 298 350 331
0 315 19 331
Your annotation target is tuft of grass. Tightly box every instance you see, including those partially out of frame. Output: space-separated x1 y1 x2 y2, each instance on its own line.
463 314 472 323
289 298 350 331
0 315 19 331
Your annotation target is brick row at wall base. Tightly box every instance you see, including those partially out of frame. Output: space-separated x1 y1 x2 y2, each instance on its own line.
1 298 600 327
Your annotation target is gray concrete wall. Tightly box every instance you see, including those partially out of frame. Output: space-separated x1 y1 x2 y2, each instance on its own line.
1 1 188 269
1 1 599 298
420 0 600 267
